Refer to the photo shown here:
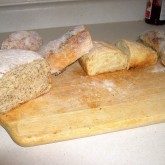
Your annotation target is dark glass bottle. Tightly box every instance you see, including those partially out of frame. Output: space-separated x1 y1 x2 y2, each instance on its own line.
145 0 165 25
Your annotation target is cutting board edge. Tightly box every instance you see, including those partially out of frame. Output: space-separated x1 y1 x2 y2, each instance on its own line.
3 114 165 147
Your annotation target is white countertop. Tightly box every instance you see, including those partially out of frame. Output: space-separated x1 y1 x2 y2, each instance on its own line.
0 21 165 165
0 123 165 165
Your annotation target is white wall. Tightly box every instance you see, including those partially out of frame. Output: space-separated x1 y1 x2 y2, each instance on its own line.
0 0 147 32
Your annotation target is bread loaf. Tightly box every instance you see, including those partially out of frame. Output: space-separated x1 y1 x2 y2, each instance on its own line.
116 39 158 69
79 41 127 76
139 29 165 52
39 25 93 75
0 50 51 114
160 47 165 66
139 29 165 66
1 31 43 51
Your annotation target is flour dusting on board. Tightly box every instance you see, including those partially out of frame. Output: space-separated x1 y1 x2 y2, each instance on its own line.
82 80 115 92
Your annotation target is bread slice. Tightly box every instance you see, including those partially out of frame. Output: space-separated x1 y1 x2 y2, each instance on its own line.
1 31 43 51
79 41 127 76
0 50 51 114
116 39 158 69
39 25 93 75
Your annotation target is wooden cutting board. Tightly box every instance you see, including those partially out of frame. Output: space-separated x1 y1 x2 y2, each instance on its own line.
0 62 165 147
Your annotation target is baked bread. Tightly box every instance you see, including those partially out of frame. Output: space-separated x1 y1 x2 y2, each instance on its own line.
138 29 165 52
0 50 51 114
1 31 43 51
39 25 93 75
79 41 127 76
138 29 165 66
116 39 158 69
160 47 165 66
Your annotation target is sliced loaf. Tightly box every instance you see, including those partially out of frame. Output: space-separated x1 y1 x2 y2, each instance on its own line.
0 49 51 114
79 41 127 76
39 25 93 75
116 39 158 69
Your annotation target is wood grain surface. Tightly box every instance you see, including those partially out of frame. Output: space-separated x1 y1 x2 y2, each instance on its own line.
0 61 165 147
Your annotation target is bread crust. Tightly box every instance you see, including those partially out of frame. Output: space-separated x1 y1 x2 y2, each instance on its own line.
139 29 165 52
116 39 158 69
139 30 165 66
160 48 165 66
39 25 93 74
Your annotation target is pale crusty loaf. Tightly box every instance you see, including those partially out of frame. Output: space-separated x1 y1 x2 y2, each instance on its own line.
139 29 165 66
0 50 51 114
79 41 127 76
1 31 43 51
39 25 93 75
139 29 165 52
116 39 158 69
